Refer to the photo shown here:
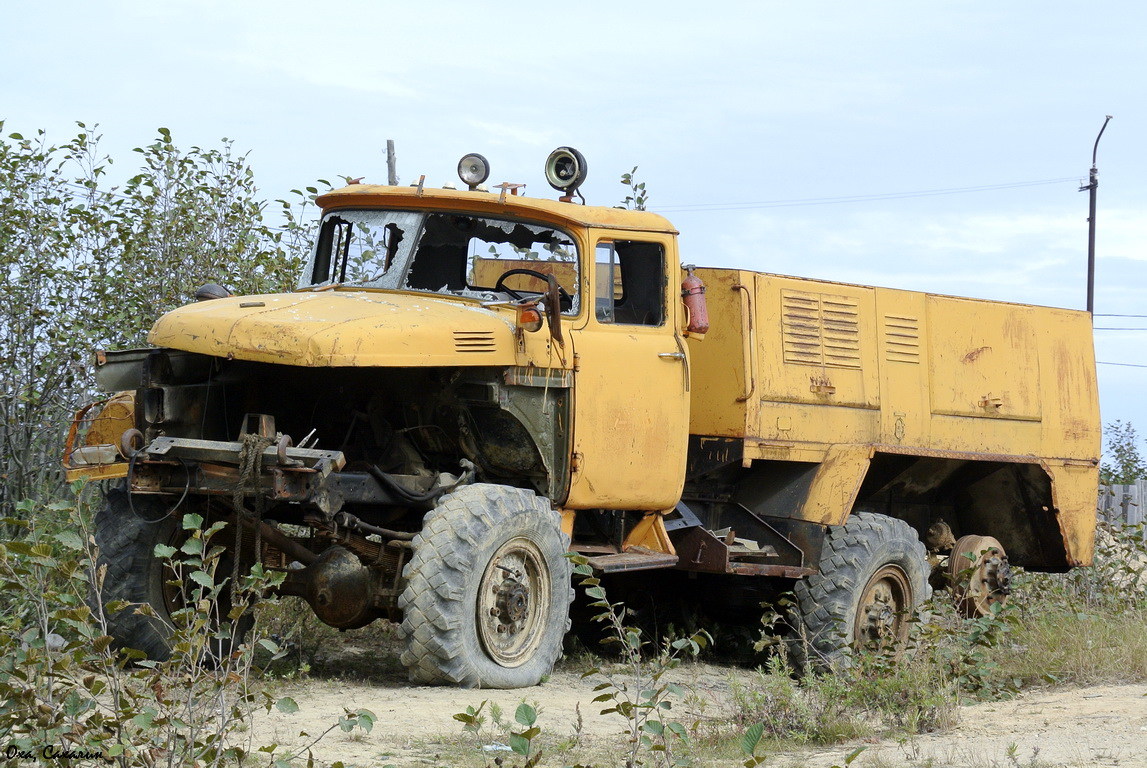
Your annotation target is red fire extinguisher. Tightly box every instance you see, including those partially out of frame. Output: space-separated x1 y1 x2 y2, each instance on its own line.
681 266 709 335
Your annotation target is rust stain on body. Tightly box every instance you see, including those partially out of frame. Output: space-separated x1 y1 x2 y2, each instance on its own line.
963 345 992 363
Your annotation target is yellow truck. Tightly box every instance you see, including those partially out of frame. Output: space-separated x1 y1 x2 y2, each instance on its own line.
66 148 1100 687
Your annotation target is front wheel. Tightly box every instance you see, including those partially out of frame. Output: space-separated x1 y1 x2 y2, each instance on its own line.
93 486 251 661
792 512 930 671
398 484 573 688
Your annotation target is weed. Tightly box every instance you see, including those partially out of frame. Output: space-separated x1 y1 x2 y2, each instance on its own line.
0 489 373 766
570 554 708 768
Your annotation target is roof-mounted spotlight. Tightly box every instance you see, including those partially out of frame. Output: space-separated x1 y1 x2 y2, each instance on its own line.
544 146 587 202
457 153 490 191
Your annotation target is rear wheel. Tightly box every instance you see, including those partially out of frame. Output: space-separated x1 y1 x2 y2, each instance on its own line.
948 534 1011 618
792 512 930 671
399 484 572 688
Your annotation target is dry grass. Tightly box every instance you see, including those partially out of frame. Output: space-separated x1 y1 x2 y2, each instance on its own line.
998 608 1147 686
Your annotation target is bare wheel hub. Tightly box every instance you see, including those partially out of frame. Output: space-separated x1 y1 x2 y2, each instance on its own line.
477 537 551 667
854 564 912 650
949 535 1010 617
495 579 530 623
984 554 1012 595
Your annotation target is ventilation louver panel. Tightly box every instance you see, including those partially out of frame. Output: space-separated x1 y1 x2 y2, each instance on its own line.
781 291 861 369
453 330 496 353
883 314 921 363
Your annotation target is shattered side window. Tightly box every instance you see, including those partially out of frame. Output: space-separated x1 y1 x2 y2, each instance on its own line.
406 213 580 315
302 210 423 289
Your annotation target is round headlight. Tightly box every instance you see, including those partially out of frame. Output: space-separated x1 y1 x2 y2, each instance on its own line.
457 153 490 190
544 146 588 193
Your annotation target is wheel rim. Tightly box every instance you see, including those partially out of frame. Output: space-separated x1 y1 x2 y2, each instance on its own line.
853 564 913 650
476 536 551 667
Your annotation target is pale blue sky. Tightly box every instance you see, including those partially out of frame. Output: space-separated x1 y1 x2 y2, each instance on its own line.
4 0 1146 446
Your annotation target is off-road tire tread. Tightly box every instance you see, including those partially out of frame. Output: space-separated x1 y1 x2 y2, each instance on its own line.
398 484 573 688
792 512 930 671
94 487 179 660
94 486 251 662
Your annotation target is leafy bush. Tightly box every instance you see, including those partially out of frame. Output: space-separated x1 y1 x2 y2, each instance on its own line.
0 123 320 521
0 489 372 766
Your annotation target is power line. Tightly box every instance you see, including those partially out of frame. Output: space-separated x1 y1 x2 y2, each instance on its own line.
656 177 1079 213
1095 327 1147 331
1096 314 1147 318
1098 361 1147 369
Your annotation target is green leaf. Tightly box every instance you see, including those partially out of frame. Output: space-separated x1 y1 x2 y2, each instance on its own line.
180 538 204 555
509 734 529 755
515 701 537 727
356 709 376 733
182 513 204 530
189 570 214 588
131 709 155 728
53 530 84 550
276 696 299 714
741 722 764 755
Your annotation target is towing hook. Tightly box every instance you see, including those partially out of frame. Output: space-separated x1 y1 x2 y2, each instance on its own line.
119 428 144 459
276 434 303 467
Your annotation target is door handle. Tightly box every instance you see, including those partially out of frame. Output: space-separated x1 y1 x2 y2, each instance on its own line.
658 352 686 360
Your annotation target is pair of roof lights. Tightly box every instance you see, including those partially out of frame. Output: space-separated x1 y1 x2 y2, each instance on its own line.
456 147 588 198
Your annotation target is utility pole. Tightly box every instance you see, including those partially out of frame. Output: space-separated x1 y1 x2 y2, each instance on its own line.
386 140 398 186
1082 115 1113 315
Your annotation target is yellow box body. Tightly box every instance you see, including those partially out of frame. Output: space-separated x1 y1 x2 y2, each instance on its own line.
687 268 1100 565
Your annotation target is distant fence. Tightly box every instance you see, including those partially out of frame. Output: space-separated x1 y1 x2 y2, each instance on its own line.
1098 481 1147 537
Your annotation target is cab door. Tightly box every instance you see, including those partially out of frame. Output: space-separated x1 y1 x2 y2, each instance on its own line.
565 234 690 510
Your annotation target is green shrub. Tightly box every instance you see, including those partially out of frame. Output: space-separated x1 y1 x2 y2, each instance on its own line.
0 490 372 766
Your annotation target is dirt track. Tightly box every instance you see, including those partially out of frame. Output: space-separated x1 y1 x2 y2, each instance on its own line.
254 662 1147 768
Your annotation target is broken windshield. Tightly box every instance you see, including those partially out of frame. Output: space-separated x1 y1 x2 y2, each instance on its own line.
301 209 580 314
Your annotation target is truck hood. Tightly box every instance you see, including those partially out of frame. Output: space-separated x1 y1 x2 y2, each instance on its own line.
147 290 518 366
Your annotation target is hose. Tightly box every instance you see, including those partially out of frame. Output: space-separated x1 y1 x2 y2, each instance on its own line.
366 459 475 505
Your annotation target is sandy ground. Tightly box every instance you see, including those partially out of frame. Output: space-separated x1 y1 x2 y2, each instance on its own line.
253 662 1147 768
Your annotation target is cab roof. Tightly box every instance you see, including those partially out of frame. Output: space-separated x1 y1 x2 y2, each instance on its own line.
316 184 679 235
